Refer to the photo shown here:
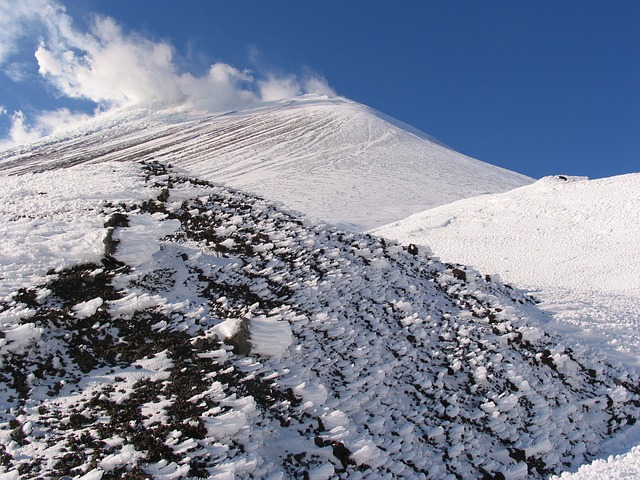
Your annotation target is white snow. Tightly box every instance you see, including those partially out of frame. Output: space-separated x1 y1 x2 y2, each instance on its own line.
212 317 242 340
375 173 640 361
248 314 293 357
112 213 181 267
73 297 104 318
307 462 335 480
0 95 637 478
375 173 640 478
0 95 532 230
0 162 158 299
98 444 144 472
553 445 640 479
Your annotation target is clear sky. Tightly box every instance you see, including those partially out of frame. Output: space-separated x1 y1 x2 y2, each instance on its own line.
0 0 638 179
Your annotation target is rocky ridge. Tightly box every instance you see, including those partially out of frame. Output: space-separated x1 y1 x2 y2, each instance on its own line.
0 162 637 479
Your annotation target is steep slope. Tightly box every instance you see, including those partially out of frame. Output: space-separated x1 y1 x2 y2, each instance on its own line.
374 174 640 363
0 95 532 230
0 162 638 479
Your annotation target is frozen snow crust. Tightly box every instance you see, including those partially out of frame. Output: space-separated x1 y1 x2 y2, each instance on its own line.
0 95 532 230
0 162 638 479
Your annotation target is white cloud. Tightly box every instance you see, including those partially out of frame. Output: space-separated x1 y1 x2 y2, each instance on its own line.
3 62 30 82
0 0 53 63
259 74 302 102
303 75 336 97
34 15 186 106
0 0 336 147
178 63 259 111
2 111 42 146
32 11 335 110
0 108 93 149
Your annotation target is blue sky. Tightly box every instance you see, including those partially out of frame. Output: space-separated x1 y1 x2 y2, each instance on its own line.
0 0 638 179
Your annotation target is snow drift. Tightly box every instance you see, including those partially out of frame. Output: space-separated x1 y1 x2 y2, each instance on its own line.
374 173 640 363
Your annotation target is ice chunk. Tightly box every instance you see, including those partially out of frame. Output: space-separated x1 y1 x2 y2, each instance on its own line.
73 297 103 318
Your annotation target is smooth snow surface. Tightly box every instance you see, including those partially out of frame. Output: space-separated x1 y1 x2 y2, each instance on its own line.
0 95 532 230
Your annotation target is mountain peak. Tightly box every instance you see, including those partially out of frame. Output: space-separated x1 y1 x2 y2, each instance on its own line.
0 96 532 230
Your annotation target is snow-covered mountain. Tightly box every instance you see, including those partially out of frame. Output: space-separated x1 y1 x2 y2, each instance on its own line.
374 174 640 362
1 95 638 479
0 95 532 230
1 161 638 479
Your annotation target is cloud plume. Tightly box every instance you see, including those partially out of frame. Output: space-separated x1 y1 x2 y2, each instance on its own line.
0 0 335 147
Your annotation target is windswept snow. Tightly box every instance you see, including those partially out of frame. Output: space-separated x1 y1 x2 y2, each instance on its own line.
0 162 158 298
375 173 640 478
0 95 532 230
1 162 637 479
0 94 637 479
375 174 640 362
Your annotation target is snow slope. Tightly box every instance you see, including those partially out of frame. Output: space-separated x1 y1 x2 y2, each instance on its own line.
0 95 532 230
0 162 638 479
375 173 640 477
374 174 640 361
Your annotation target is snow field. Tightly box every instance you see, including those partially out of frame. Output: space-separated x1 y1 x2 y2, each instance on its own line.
376 173 640 478
0 95 636 479
374 174 640 361
0 162 159 299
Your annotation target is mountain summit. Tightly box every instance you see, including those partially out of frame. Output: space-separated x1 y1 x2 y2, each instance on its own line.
0 95 531 230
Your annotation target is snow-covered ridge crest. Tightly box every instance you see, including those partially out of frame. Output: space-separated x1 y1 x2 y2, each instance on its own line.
0 161 637 479
0 95 532 230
